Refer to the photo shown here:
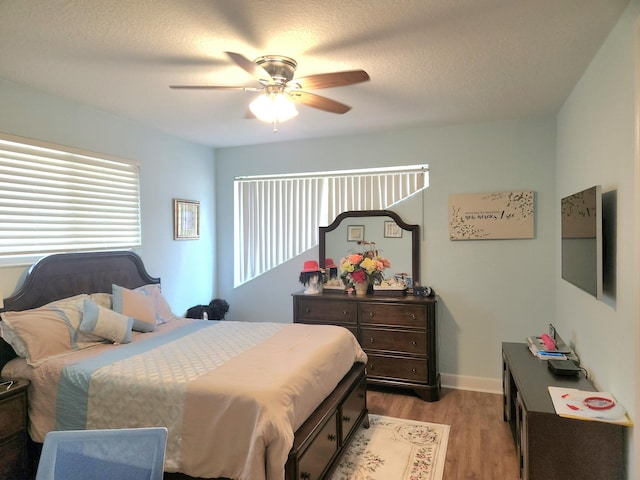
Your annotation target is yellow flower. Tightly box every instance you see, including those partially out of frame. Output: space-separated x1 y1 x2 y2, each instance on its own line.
340 259 355 273
360 257 378 274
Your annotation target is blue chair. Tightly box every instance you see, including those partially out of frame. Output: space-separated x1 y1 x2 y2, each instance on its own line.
35 427 168 480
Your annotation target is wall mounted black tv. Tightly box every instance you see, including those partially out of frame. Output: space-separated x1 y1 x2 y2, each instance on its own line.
561 185 602 299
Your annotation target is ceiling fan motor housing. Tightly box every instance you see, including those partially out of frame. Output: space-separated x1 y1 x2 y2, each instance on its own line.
254 55 297 84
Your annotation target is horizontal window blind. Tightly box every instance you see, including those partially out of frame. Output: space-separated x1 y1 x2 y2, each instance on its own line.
0 133 141 260
234 165 428 286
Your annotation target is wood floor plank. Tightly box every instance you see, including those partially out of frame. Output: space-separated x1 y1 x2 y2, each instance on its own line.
367 386 520 480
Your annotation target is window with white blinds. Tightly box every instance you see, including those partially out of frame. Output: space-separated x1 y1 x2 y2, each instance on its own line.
234 165 428 286
0 133 141 263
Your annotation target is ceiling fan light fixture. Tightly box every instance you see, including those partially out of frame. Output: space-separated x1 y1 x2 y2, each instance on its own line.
249 92 298 124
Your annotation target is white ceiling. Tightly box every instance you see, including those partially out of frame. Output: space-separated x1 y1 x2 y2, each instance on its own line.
0 0 629 148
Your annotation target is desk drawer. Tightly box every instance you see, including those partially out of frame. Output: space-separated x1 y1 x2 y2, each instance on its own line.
359 303 426 328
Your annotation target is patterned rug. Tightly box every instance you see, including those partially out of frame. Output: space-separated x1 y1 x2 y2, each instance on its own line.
330 414 450 480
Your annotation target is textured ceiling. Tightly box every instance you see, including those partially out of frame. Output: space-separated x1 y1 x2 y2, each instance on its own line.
0 0 629 148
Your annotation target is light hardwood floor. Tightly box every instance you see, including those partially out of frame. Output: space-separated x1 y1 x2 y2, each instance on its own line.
367 386 520 480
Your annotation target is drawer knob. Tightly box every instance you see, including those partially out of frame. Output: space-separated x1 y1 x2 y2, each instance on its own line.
343 415 351 422
410 313 416 320
342 310 348 316
328 433 337 442
304 308 311 314
301 472 311 480
412 340 417 346
411 368 417 374
368 312 374 318
369 337 374 343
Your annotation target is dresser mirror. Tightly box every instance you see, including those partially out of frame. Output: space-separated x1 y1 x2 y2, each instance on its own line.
319 210 420 285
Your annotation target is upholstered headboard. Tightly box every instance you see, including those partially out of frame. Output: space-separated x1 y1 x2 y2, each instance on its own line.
0 250 160 372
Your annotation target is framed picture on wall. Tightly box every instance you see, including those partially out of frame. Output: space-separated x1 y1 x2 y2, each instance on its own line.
347 225 365 242
384 221 403 238
174 199 200 240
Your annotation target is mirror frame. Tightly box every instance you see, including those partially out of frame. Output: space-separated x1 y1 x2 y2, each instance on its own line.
319 210 420 285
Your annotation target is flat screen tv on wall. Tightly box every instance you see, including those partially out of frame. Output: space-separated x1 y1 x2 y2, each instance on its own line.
561 185 602 299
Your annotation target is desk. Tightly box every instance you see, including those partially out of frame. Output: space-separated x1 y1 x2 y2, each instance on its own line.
502 342 624 480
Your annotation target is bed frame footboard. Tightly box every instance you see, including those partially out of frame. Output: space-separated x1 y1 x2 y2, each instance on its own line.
165 362 368 480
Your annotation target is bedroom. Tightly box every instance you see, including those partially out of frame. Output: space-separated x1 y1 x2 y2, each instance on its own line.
0 1 638 479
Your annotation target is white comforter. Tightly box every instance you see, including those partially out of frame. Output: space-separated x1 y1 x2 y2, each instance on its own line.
2 318 367 480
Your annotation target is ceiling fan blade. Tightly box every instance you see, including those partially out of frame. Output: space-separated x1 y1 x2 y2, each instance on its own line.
290 91 351 114
224 51 272 82
293 70 369 90
169 85 260 91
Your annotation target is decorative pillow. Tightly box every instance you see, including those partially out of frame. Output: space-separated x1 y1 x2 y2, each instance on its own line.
89 292 112 309
0 294 100 366
112 284 157 332
134 283 177 325
0 321 29 358
80 299 133 344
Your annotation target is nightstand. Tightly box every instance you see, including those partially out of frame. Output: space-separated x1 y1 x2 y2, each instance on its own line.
0 378 29 480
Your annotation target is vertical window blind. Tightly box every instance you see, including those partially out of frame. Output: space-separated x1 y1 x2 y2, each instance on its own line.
234 165 428 286
0 133 141 261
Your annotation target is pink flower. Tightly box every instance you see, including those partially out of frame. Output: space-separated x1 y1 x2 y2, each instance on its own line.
351 269 367 283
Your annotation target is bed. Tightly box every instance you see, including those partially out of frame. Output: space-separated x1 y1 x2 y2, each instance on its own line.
0 251 369 480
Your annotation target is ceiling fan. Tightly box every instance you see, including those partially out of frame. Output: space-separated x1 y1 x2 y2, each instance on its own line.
170 52 370 128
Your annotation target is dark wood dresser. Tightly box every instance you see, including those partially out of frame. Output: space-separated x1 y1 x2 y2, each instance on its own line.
0 378 29 480
293 292 439 401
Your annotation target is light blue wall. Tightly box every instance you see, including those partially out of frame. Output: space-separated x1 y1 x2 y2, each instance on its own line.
1 4 637 471
215 117 557 387
0 78 217 315
556 1 639 477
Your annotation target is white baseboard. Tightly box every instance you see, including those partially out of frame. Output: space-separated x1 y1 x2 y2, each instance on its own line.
440 373 503 395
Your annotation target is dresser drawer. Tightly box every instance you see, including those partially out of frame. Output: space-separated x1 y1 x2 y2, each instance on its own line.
341 376 367 443
0 433 27 479
359 303 426 328
0 394 26 438
298 412 339 480
296 298 356 325
360 327 427 356
366 354 428 383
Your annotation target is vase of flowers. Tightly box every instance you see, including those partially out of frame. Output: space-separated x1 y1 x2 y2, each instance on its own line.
340 251 390 295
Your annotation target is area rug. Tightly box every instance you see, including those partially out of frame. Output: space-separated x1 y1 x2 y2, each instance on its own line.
330 414 450 480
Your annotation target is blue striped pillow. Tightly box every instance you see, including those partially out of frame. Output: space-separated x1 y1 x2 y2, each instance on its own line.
80 299 133 344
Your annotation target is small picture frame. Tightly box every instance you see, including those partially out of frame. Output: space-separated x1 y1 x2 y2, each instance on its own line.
384 221 403 238
174 199 200 240
347 225 365 242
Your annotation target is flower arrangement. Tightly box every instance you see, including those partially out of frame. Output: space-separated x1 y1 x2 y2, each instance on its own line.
340 250 391 288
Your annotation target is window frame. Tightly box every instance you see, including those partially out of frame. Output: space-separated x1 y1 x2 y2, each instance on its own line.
234 164 428 287
0 133 142 267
